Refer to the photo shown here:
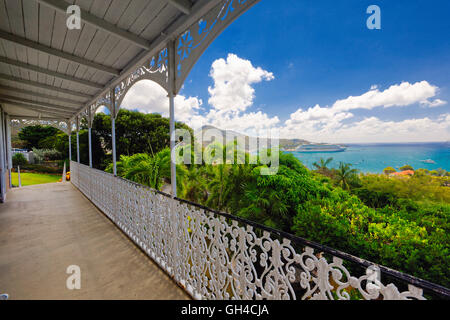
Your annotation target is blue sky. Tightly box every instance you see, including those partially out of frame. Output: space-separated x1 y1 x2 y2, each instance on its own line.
122 0 450 143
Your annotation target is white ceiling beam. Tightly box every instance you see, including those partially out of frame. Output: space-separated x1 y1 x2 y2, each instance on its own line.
0 84 84 106
0 73 94 99
0 30 120 76
0 100 73 118
0 94 78 111
168 0 192 15
9 115 67 121
34 0 152 50
0 56 104 89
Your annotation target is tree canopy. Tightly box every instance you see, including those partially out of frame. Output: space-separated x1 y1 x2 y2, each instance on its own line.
92 110 193 158
18 125 61 150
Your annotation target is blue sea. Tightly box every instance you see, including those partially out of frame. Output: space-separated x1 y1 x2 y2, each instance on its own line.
284 142 450 174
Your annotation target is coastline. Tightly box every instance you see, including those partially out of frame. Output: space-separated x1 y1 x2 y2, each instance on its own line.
285 142 449 173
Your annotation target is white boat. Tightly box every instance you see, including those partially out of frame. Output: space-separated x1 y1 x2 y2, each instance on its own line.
420 159 436 164
296 144 346 153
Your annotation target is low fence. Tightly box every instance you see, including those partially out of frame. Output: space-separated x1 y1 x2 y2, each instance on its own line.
70 161 449 300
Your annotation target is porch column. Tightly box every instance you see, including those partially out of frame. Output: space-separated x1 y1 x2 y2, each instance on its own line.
111 88 117 176
88 109 93 168
76 131 80 163
88 128 92 167
5 114 12 188
111 118 116 175
169 92 176 197
76 117 80 163
168 40 177 197
68 120 72 162
68 135 72 161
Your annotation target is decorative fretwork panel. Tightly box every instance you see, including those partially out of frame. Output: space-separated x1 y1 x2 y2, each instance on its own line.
175 0 260 93
70 161 446 300
10 118 69 134
114 48 169 109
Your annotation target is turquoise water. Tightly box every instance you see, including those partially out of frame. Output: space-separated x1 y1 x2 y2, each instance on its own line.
285 142 450 173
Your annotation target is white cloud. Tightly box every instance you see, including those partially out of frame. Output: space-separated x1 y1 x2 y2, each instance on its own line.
332 115 449 143
95 105 109 114
207 53 274 112
120 80 203 126
200 54 278 136
281 81 449 142
332 81 440 112
420 99 447 108
280 114 450 143
115 54 448 143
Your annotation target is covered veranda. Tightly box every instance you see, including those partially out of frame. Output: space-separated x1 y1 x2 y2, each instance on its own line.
0 182 189 299
0 0 448 300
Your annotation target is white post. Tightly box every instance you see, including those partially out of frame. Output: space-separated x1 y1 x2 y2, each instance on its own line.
168 40 177 197
111 88 117 176
112 118 117 176
169 92 177 197
6 115 12 189
68 135 72 162
88 127 92 168
62 161 66 182
76 131 80 163
18 165 21 187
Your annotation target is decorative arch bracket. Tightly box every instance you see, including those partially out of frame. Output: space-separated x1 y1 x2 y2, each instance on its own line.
174 0 261 93
113 47 169 110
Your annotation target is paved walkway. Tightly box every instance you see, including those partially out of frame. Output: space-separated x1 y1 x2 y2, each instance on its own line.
0 183 190 300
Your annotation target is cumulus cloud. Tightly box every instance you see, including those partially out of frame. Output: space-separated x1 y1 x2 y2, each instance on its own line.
119 55 278 136
120 80 203 126
208 53 274 112
281 113 450 143
281 80 449 142
420 99 447 108
332 81 440 112
116 54 448 143
200 54 278 136
329 115 449 143
95 105 109 114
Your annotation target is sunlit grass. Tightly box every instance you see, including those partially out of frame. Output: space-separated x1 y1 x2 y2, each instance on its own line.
11 172 61 187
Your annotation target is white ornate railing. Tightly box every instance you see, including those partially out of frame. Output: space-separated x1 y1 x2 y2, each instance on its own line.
70 161 449 300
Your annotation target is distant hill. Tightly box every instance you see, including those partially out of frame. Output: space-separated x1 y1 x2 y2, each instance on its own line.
194 125 309 152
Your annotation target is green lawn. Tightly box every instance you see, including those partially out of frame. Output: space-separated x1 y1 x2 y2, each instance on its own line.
11 172 61 187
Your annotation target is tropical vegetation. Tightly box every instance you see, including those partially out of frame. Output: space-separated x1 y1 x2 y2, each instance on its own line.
112 142 449 287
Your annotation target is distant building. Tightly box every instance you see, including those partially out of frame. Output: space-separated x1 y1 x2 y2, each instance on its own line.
391 170 415 177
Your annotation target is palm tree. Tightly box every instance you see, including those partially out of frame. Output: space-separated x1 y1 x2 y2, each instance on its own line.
312 157 333 173
113 148 186 193
182 165 208 203
205 164 227 210
239 182 288 228
335 162 358 190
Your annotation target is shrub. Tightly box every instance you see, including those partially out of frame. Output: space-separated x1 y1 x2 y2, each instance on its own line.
17 164 61 174
383 167 396 175
12 153 28 167
400 165 414 171
32 148 62 163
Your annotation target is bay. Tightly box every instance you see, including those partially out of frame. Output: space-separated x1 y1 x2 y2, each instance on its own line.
284 142 450 173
